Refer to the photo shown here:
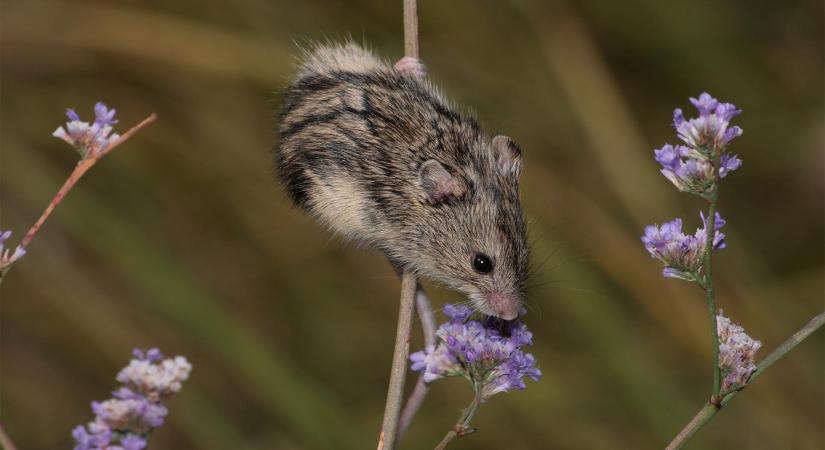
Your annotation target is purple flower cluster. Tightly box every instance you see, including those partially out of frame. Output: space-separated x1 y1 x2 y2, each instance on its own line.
0 230 26 272
410 304 540 402
73 348 192 450
642 212 726 282
655 93 742 196
53 102 120 159
717 312 761 393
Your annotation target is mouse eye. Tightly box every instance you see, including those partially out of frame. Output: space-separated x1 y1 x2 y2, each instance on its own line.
472 253 494 274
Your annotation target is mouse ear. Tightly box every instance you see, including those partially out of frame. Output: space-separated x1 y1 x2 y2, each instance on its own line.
419 159 465 204
492 135 522 178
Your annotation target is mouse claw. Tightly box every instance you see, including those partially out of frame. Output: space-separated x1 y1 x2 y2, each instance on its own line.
394 56 426 78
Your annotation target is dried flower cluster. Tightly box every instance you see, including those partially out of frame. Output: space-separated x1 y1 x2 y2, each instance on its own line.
72 348 192 450
655 93 742 197
717 312 761 393
53 102 120 159
0 230 26 272
641 212 726 282
410 304 540 402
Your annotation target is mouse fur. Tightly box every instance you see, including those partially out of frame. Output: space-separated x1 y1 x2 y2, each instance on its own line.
275 42 528 319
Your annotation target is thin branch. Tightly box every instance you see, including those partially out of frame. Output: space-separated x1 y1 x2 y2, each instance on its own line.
701 190 722 399
377 270 418 450
434 381 482 450
403 0 419 58
376 2 422 449
665 310 825 449
397 285 437 438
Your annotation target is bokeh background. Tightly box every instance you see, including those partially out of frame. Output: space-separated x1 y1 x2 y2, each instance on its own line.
1 0 823 449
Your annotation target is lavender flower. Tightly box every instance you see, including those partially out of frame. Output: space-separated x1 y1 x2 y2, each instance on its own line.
641 211 726 282
717 312 761 393
673 93 743 151
0 230 26 271
53 102 121 159
410 304 540 402
656 93 743 196
72 348 191 450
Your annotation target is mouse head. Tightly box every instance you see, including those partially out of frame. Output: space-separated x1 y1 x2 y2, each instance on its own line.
412 135 528 320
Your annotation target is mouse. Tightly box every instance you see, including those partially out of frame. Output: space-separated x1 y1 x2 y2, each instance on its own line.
275 42 528 320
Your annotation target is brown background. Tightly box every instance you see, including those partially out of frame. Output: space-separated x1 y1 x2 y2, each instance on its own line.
1 0 823 449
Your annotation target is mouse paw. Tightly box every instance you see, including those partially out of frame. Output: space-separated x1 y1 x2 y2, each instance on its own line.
394 56 426 78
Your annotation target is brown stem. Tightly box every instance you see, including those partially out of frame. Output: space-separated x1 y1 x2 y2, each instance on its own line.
403 0 419 58
377 270 418 450
376 3 422 449
19 113 156 249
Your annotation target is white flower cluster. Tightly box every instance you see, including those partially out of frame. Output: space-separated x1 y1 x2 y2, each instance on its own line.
52 102 120 159
717 312 761 393
116 355 192 402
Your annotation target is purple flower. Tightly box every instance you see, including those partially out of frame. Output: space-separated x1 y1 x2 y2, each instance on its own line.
133 347 164 363
121 434 148 450
94 102 118 127
72 348 191 449
72 422 111 450
410 305 540 402
53 102 120 159
689 92 719 117
654 144 715 194
719 154 742 178
92 397 168 432
641 212 726 281
443 304 473 323
674 93 742 151
0 230 26 271
659 93 743 194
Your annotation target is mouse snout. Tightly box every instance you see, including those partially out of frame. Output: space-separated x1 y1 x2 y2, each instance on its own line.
484 291 521 320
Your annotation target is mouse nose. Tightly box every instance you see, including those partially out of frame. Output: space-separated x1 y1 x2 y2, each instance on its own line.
485 291 520 320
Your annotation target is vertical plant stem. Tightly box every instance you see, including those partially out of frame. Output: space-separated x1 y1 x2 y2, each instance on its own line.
397 285 437 439
434 382 483 450
0 424 19 450
377 270 417 450
665 311 825 449
376 3 422 449
403 0 419 58
702 191 721 399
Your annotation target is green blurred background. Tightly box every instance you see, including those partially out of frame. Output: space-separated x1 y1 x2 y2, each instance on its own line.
1 0 823 448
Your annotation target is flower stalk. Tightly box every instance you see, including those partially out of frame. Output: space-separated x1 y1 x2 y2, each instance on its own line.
377 270 418 450
702 189 721 400
376 2 425 449
434 381 483 450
